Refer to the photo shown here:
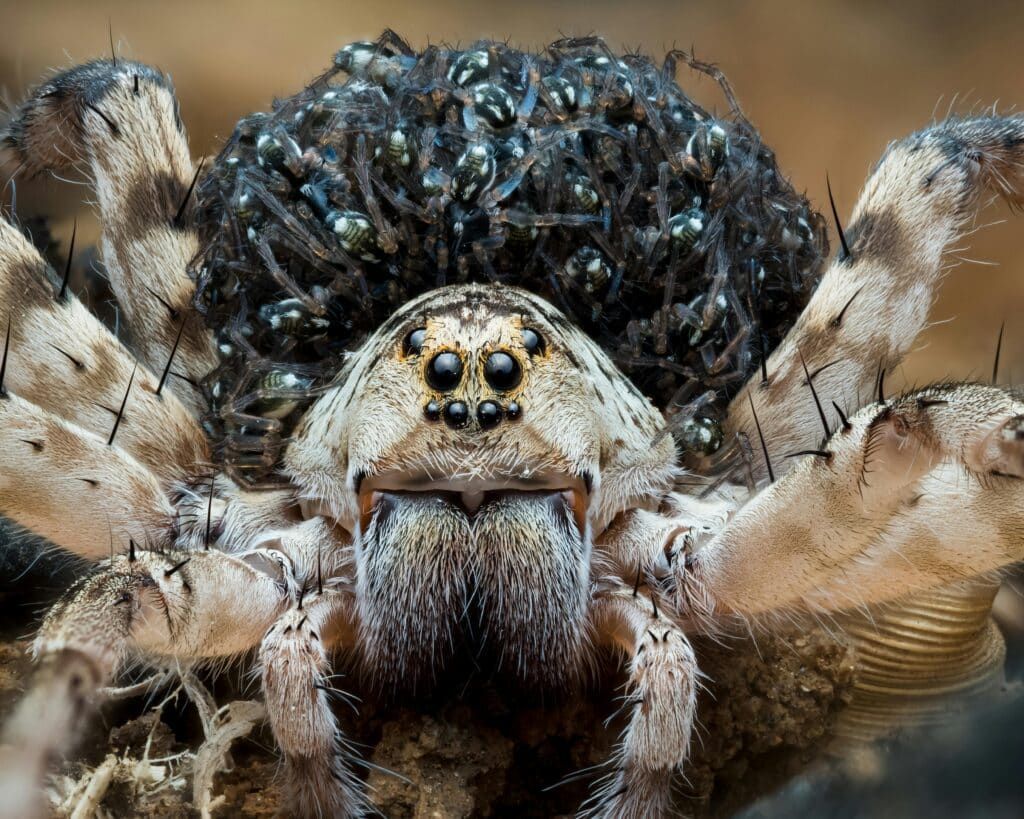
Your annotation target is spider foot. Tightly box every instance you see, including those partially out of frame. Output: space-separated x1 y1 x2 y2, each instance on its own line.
260 603 369 819
5 60 173 176
588 588 698 818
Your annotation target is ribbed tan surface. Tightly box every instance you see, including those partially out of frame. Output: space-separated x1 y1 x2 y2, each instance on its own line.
834 579 1006 744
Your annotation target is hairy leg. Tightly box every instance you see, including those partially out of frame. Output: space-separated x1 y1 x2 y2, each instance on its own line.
0 216 209 484
238 515 367 818
0 549 288 819
5 59 216 412
672 384 1024 621
585 581 697 819
0 391 175 556
0 217 207 487
260 592 368 818
722 115 1024 482
596 492 736 579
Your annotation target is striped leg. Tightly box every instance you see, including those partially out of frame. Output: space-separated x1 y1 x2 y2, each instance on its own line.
0 392 175 558
673 384 1024 621
0 217 209 486
586 584 697 819
6 59 216 412
724 116 1024 482
246 517 367 818
260 594 368 818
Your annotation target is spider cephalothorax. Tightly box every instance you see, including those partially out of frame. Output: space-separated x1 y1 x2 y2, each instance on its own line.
0 31 1023 819
286 282 675 687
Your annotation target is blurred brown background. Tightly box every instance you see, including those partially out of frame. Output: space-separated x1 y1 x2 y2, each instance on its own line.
2 0 1023 388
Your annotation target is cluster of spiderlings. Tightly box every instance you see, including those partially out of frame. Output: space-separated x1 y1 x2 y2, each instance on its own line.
192 32 827 484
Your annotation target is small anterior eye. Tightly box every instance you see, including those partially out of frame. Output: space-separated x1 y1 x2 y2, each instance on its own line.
443 400 470 428
477 400 502 429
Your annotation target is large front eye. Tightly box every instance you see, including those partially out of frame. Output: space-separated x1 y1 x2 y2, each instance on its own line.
484 351 522 391
427 351 463 391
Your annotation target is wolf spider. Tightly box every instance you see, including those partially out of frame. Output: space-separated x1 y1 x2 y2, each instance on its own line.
0 47 1022 819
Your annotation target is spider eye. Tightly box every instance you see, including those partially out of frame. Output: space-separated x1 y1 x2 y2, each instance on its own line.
403 327 427 356
426 351 463 391
477 400 502 429
443 400 470 429
521 328 544 356
484 351 522 391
